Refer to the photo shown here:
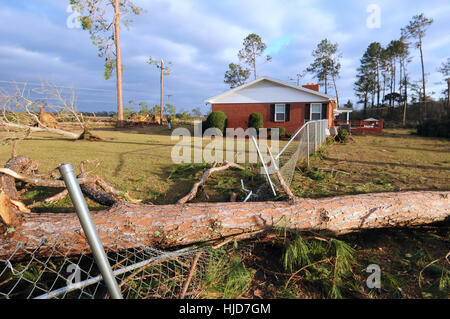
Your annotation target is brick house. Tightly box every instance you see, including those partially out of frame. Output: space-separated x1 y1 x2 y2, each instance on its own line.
205 76 337 134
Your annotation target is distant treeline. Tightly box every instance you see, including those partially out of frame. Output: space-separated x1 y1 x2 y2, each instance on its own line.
337 100 449 129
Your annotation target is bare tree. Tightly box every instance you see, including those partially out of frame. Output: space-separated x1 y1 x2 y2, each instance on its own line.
0 81 103 140
71 0 143 128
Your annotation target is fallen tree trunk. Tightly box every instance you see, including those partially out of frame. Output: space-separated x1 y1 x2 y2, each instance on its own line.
1 122 80 139
1 191 449 260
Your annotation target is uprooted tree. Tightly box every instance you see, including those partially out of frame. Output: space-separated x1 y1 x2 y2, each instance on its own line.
0 81 105 141
0 152 449 260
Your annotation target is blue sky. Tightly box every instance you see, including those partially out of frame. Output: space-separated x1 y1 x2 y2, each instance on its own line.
0 0 449 113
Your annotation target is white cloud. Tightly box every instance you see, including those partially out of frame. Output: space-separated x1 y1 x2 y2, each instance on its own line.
0 0 449 111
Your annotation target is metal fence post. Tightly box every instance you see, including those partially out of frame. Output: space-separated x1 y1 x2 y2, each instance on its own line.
58 163 123 299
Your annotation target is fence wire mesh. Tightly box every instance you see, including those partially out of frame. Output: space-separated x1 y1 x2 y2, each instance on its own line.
252 120 329 201
277 120 328 187
0 231 254 299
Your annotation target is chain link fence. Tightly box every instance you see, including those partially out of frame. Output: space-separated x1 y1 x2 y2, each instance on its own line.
277 120 328 187
251 120 329 201
0 231 254 299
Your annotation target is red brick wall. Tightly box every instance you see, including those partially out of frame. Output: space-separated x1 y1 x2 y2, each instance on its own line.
302 84 320 92
211 102 332 134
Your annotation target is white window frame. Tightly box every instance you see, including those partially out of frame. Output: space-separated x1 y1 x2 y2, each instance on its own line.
310 103 322 120
275 104 286 122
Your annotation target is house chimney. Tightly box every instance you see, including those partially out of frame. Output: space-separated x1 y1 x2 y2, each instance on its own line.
302 83 320 92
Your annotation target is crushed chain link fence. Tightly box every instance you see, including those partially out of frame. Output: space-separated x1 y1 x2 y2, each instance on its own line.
277 120 328 186
253 120 329 200
0 231 254 299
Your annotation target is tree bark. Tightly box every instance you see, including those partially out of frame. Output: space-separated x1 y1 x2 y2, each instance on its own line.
419 38 427 120
160 60 164 125
1 191 448 260
113 0 124 128
332 75 339 108
447 78 450 118
403 73 408 127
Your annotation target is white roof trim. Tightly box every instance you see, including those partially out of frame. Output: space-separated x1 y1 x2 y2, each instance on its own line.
334 108 353 114
205 76 336 104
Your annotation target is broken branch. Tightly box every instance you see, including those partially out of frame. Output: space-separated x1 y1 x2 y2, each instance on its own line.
177 161 245 204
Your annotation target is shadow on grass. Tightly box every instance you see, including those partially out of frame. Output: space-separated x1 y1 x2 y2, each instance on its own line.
325 157 450 171
22 186 107 214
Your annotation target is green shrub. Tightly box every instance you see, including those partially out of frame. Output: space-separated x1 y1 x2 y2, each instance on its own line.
206 111 227 134
336 128 349 144
248 112 264 131
417 120 450 138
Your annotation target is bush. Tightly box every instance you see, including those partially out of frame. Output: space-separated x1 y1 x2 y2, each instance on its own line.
205 111 227 134
417 120 450 138
248 113 264 131
336 128 349 144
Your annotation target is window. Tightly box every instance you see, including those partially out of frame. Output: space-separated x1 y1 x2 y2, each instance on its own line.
275 104 286 122
311 103 322 120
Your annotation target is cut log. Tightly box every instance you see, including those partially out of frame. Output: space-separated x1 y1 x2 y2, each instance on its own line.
0 191 20 226
1 191 448 260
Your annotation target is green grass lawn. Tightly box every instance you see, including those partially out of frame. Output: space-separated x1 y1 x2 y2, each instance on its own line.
291 128 450 198
1 126 449 210
0 125 273 208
